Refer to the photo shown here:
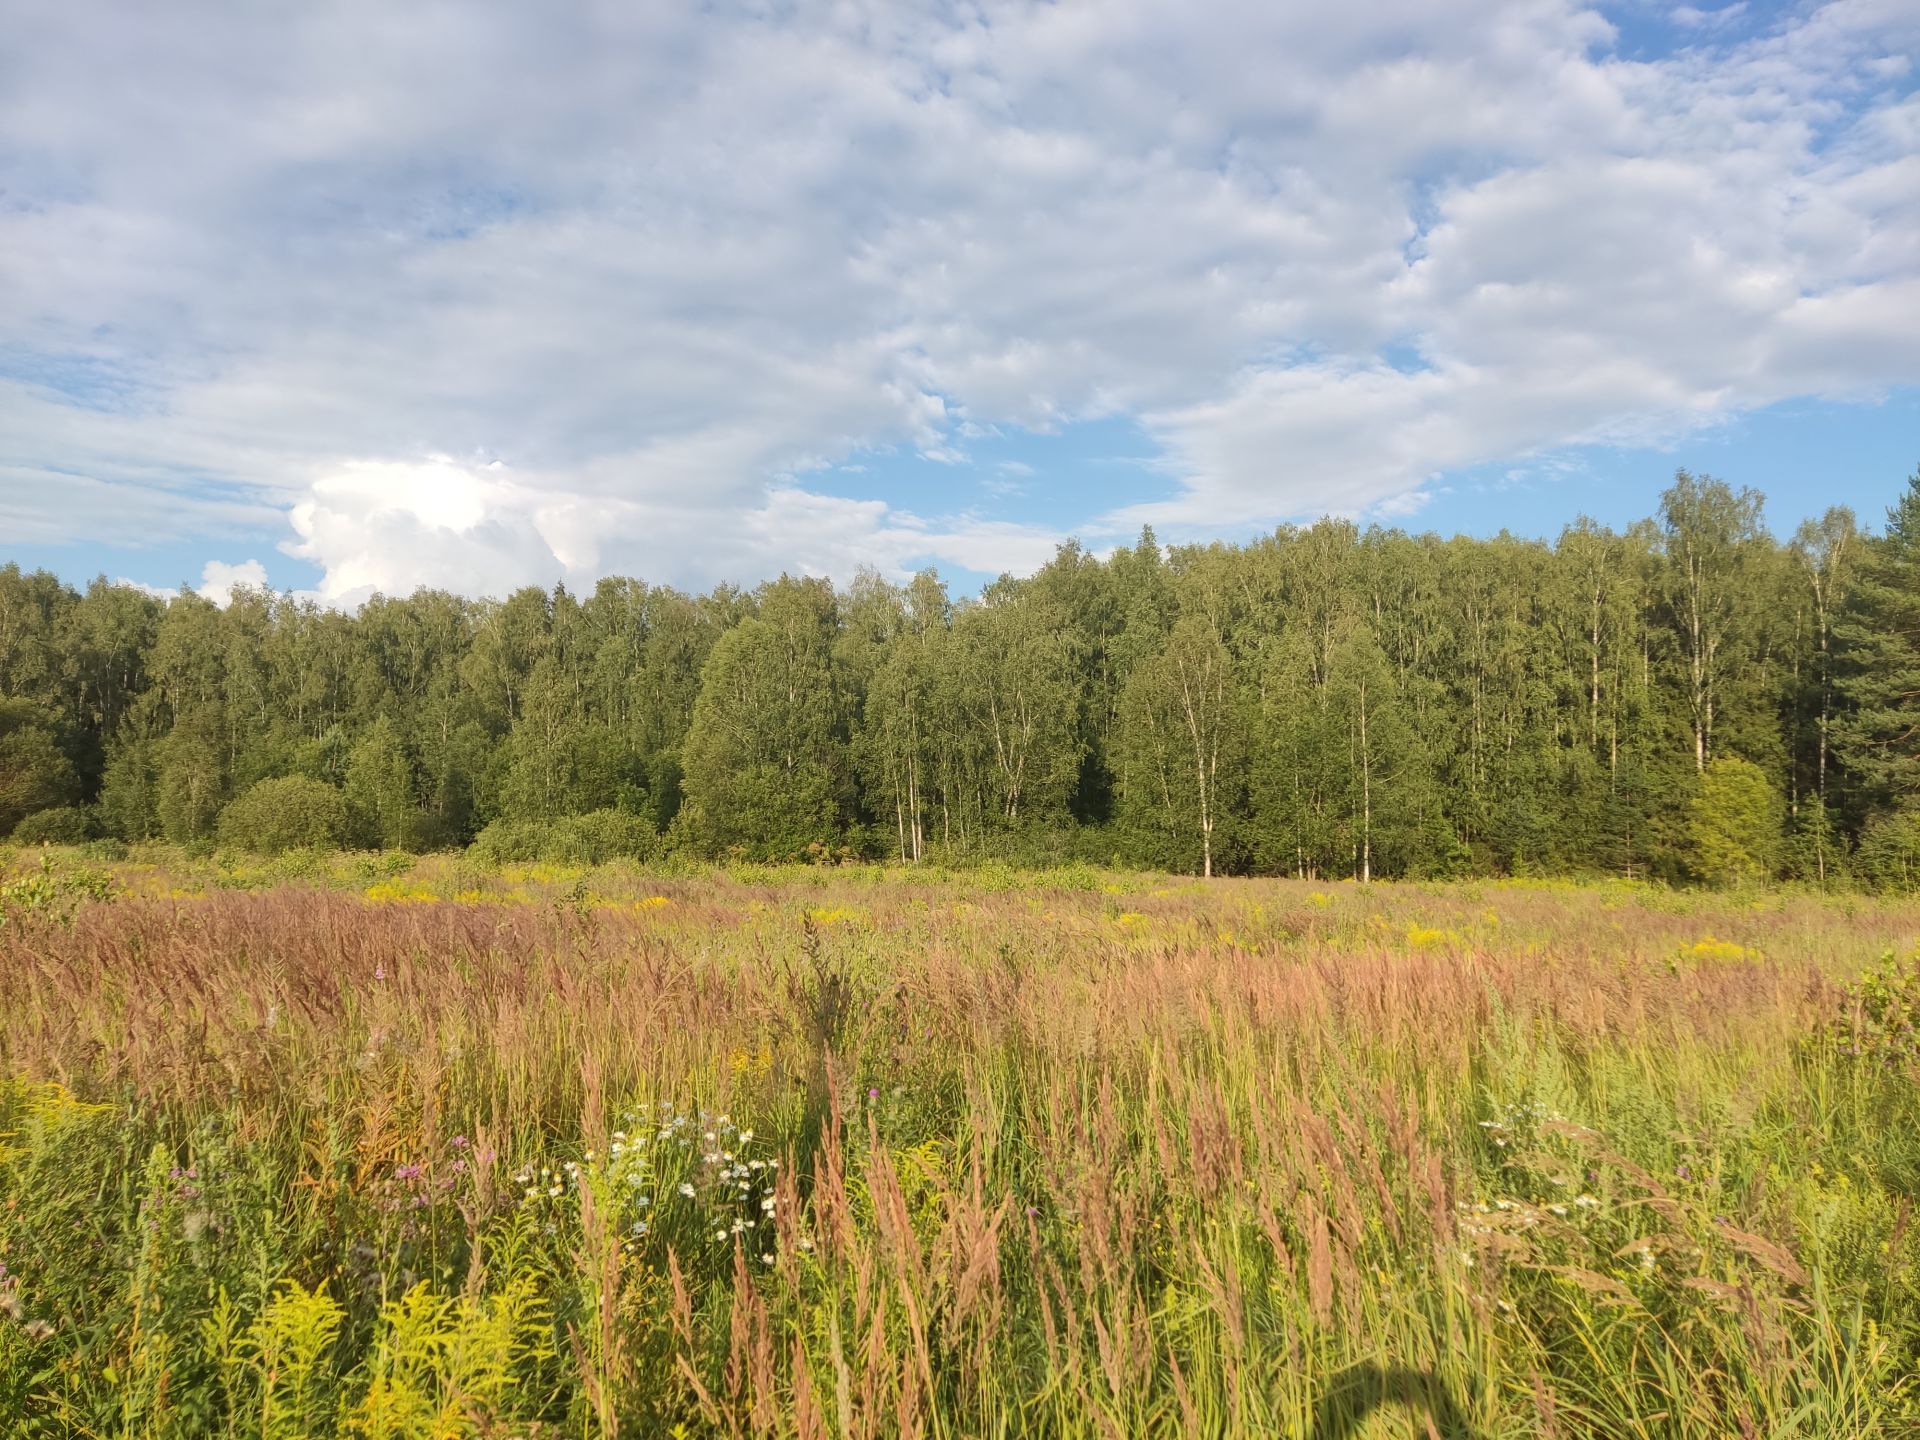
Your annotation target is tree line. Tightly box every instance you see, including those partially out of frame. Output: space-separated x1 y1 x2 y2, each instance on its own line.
5 466 1920 885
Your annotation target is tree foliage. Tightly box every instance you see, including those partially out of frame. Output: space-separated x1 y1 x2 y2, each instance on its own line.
217 776 351 855
1686 757 1782 886
6 464 1920 883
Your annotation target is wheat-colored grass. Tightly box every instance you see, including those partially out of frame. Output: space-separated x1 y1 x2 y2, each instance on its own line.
1 847 1916 1436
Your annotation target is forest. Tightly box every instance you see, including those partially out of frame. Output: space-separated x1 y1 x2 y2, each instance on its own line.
5 467 1920 886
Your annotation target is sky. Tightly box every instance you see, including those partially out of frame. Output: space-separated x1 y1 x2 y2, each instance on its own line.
2 0 1916 607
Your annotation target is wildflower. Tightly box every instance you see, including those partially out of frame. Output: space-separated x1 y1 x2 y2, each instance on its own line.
373 963 387 981
679 1183 696 1198
761 1253 775 1265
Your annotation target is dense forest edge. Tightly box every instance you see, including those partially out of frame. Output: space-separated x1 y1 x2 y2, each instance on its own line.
6 466 1920 887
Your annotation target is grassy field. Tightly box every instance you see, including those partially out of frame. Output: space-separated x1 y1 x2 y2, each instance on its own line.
1 848 1917 1437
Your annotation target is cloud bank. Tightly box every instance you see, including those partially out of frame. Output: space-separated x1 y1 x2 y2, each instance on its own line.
3 0 1915 601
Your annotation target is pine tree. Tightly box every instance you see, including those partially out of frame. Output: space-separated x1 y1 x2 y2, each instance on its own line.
1834 467 1920 822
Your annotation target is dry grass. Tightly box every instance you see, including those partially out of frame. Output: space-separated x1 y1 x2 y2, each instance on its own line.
1 849 1917 1436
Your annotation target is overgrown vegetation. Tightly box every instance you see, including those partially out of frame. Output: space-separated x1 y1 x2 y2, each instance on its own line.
1 848 1916 1435
7 468 1920 884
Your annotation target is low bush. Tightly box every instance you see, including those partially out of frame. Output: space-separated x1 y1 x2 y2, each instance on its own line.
8 806 92 846
469 809 655 866
216 777 350 855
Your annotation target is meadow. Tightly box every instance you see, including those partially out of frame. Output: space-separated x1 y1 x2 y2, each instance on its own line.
0 847 1916 1438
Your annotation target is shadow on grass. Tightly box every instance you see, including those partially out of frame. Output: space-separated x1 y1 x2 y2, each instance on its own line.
1311 1363 1479 1439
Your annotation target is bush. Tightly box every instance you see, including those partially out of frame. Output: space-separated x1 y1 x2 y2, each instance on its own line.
553 809 656 864
469 809 656 866
1686 757 1782 886
467 818 547 866
0 702 80 835
9 806 93 846
1854 808 1920 892
216 777 350 855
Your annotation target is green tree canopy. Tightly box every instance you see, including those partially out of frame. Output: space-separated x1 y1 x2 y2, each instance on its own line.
217 776 351 854
1686 757 1783 886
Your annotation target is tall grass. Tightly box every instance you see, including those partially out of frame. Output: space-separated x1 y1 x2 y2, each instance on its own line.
1 849 1916 1436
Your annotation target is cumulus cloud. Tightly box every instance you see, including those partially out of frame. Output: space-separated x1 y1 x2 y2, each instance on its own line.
195 559 271 607
2 0 1917 596
281 457 1060 606
115 558 270 607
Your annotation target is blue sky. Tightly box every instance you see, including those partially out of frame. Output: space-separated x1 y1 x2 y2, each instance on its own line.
2 0 1916 604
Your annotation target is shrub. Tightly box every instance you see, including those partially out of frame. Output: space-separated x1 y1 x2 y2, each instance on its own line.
9 805 93 846
0 701 80 835
470 809 655 866
1806 946 1920 1070
1685 757 1782 886
216 776 350 855
1854 808 1920 892
552 808 656 864
467 818 549 866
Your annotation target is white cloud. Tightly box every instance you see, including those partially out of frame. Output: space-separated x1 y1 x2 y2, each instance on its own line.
195 559 270 607
113 558 270 607
278 456 1060 605
2 0 1917 593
